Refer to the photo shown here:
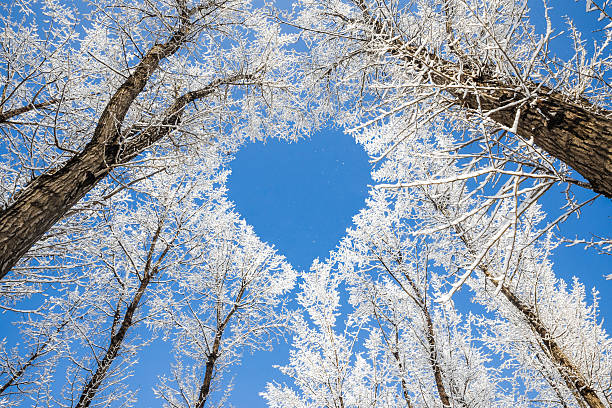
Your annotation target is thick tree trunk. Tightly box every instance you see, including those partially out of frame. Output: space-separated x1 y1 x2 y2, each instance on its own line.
0 25 191 279
0 67 245 280
0 145 113 280
455 83 612 198
353 0 612 198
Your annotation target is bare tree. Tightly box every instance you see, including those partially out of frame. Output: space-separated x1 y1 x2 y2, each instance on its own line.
0 0 308 279
289 0 612 198
154 215 296 408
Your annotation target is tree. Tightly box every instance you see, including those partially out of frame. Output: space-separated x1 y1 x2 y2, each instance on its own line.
336 190 519 407
1 157 232 407
265 147 611 407
0 0 311 279
355 115 612 406
2 0 611 406
263 259 404 408
153 214 296 408
263 256 517 407
289 0 612 198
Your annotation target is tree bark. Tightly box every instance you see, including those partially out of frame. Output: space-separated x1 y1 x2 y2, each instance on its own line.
75 222 167 408
195 333 221 408
0 99 59 124
378 257 452 406
428 195 607 408
402 266 452 407
455 82 612 198
194 283 245 408
0 20 213 279
352 0 612 198
75 270 153 408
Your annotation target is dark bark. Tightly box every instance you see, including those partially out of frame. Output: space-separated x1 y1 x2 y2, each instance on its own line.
456 83 612 198
0 18 251 280
353 0 612 198
75 271 153 408
194 283 246 408
0 21 188 279
498 281 604 408
75 223 166 408
0 99 59 123
195 333 221 408
402 267 452 407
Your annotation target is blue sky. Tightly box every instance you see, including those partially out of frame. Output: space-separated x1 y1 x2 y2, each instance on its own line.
1 1 611 407
222 2 612 405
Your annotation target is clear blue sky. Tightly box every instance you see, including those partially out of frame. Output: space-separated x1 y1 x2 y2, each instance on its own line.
1 1 610 407
222 2 612 405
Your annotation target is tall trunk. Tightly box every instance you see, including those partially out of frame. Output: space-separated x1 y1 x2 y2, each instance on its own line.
0 24 191 280
352 0 612 197
422 311 451 407
378 258 452 406
0 69 244 281
428 195 606 408
75 268 155 408
195 333 222 408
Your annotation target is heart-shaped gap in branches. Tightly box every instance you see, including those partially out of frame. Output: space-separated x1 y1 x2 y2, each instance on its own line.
228 129 372 272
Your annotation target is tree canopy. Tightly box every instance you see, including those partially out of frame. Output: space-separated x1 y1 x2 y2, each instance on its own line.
1 0 611 407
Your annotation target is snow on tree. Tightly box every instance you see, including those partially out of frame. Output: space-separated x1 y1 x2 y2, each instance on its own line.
152 211 296 408
1 1 611 407
0 0 315 278
286 0 612 255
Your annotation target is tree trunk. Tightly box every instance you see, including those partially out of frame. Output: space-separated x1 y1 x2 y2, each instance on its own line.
75 271 153 408
379 256 452 407
353 0 612 197
195 334 222 408
455 82 612 198
0 25 190 280
428 196 606 408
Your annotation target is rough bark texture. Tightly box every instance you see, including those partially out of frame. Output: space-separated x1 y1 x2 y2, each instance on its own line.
0 22 193 279
457 84 612 198
0 39 248 279
354 0 612 198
